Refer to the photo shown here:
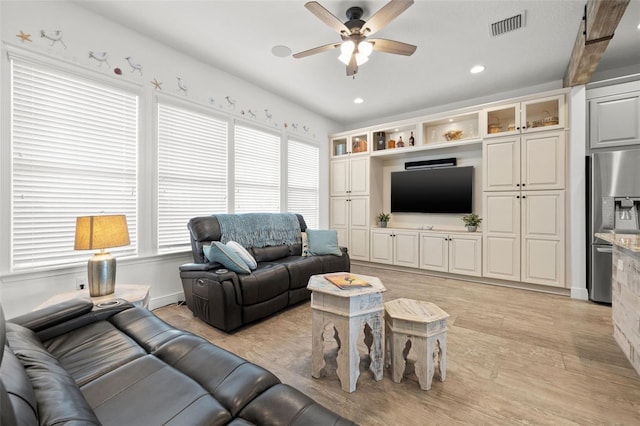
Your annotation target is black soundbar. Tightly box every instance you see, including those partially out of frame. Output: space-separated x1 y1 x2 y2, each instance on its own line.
405 158 457 170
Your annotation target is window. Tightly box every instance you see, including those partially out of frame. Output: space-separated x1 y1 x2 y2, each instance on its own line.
157 103 228 251
11 58 138 270
287 140 319 229
234 124 280 213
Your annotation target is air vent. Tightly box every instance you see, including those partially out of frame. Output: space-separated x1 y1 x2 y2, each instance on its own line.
490 11 526 37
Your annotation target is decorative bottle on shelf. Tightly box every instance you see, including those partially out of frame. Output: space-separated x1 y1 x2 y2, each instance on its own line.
397 136 404 147
377 132 386 150
409 131 415 146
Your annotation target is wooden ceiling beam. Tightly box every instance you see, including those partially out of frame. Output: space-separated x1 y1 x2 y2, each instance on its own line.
563 0 630 87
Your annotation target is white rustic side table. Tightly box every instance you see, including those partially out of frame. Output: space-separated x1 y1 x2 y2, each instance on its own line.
307 273 386 393
37 284 151 310
384 298 449 391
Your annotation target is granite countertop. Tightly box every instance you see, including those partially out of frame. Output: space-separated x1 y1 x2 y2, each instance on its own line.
595 233 640 253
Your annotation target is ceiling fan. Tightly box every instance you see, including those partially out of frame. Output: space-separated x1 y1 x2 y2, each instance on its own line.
293 0 417 77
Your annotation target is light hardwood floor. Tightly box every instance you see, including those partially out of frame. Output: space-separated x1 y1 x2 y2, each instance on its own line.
154 265 640 425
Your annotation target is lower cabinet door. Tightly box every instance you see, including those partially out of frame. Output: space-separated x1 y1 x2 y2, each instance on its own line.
370 230 393 264
349 228 370 261
449 234 482 277
419 233 448 272
393 231 419 268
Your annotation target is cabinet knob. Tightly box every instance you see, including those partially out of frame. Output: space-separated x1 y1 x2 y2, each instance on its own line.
522 195 526 199
516 183 520 187
516 195 520 199
522 183 526 187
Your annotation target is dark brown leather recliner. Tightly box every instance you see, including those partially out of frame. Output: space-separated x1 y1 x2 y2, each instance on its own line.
180 214 350 332
0 300 356 425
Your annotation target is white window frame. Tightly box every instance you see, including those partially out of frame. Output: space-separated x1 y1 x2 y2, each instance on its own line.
156 96 229 252
287 138 320 229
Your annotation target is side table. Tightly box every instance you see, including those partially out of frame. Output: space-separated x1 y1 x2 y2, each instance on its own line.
36 284 151 310
307 273 386 393
384 298 449 391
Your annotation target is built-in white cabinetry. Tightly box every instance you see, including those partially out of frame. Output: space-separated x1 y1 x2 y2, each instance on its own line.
370 229 419 268
329 89 569 290
331 132 369 157
330 157 369 197
331 196 369 261
483 131 565 191
483 95 565 138
589 90 640 149
419 232 482 277
483 191 565 287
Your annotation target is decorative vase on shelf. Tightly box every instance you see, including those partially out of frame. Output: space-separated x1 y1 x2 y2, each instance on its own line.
466 225 477 232
381 221 387 228
462 213 482 233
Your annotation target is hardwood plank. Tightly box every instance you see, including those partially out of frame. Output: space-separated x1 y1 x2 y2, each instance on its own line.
154 265 640 425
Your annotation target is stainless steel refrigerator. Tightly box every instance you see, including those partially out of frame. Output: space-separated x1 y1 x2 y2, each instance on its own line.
588 149 640 303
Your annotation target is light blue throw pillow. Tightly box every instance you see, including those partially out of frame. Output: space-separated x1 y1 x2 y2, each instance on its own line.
226 241 258 270
306 229 342 256
203 241 251 274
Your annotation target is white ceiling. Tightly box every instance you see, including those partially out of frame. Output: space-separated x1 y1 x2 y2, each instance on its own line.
76 0 640 126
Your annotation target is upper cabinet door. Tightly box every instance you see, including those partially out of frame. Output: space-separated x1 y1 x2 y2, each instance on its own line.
349 157 370 196
330 159 349 196
521 131 565 190
521 95 565 133
331 137 349 158
483 136 521 191
590 91 640 149
483 103 519 137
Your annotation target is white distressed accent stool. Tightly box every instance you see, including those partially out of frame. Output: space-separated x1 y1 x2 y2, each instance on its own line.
384 298 449 391
307 273 386 393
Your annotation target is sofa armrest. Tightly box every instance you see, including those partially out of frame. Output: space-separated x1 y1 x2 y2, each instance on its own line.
179 262 221 272
9 298 94 332
340 246 348 255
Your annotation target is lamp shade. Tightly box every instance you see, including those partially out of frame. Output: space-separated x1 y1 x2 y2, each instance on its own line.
74 215 130 250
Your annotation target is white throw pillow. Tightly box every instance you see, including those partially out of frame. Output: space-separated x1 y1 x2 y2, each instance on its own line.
226 241 258 270
301 231 309 257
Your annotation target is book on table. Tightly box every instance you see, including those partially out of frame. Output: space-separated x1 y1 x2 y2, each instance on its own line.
324 273 371 289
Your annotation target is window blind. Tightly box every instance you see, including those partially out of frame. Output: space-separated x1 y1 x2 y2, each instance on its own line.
287 140 319 229
157 103 228 251
11 59 138 270
234 125 280 213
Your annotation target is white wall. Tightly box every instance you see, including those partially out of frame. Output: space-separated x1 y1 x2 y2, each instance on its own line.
0 0 339 317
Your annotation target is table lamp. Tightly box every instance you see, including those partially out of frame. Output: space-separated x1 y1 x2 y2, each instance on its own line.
74 215 130 297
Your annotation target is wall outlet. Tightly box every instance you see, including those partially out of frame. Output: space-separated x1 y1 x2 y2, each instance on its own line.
75 277 87 290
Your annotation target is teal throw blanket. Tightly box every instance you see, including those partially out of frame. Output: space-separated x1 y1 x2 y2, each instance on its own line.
215 213 301 248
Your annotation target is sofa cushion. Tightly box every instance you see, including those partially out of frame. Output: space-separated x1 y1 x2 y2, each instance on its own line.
0 347 38 426
268 255 323 290
109 307 186 353
155 333 281 417
306 229 342 256
43 320 147 386
227 241 258 270
80 355 230 426
238 263 289 305
250 245 291 263
5 323 101 425
205 241 251 274
238 383 356 426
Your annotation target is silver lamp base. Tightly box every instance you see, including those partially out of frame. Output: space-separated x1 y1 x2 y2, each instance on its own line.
88 251 116 297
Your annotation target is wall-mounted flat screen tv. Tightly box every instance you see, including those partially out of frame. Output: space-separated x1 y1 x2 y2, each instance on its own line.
391 166 473 214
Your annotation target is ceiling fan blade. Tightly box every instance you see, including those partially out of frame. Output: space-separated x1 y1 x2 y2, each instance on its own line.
293 42 341 59
361 0 414 36
369 38 417 56
304 1 351 36
346 54 358 76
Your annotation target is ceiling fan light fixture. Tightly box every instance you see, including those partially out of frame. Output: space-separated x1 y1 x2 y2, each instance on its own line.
341 40 355 55
356 52 369 66
358 40 373 57
338 52 351 65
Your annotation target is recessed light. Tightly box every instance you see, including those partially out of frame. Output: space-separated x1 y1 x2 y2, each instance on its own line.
271 45 291 58
449 119 454 122
470 65 485 74
354 97 364 104
637 23 640 30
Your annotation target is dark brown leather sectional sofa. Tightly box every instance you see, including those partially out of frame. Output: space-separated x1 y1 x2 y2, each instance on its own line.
179 214 350 332
0 299 355 425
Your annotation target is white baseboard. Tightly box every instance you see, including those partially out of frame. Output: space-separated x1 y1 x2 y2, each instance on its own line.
149 291 184 311
571 287 589 301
